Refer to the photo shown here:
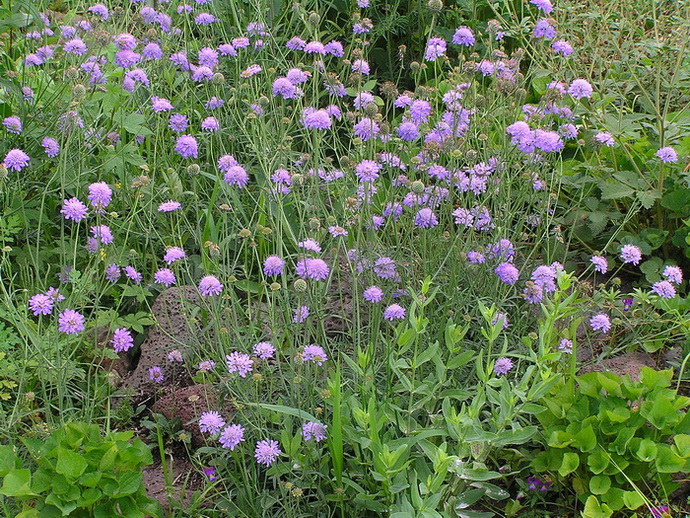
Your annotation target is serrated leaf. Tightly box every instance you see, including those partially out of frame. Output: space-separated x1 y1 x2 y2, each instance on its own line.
599 182 635 200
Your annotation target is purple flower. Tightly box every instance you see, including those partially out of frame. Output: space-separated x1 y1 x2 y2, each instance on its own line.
352 59 370 75
397 121 420 141
452 26 475 46
293 306 310 323
533 19 555 39
552 39 573 56
198 360 216 371
255 439 281 466
195 12 216 24
199 411 225 434
355 160 381 182
3 116 22 134
373 257 398 280
286 37 306 50
263 255 285 276
594 131 615 147
223 165 249 188
620 244 642 265
303 344 328 365
29 293 54 316
42 137 60 157
201 116 220 132
298 238 322 253
112 328 134 353
622 297 634 311
302 108 332 130
272 77 298 99
530 0 553 13
124 266 142 284
61 198 88 222
87 182 112 210
148 366 163 383
154 268 176 286
353 118 380 141
383 304 406 321
651 281 676 299
64 38 87 55
175 135 198 158
151 97 173 112
203 467 217 481
158 200 181 212
199 275 223 296
302 421 327 442
142 42 162 60
363 286 384 303
651 506 670 518
493 357 513 376
558 339 573 354
163 246 186 264
569 79 593 100
663 265 683 284
590 314 611 334
4 149 30 172
494 263 519 285
409 100 432 124
424 37 447 61
414 208 438 228
590 255 608 274
296 258 330 281
226 352 253 377
253 342 275 360
656 146 678 163
90 225 113 246
219 424 245 449
105 264 120 282
169 114 188 133
88 3 109 19
114 33 136 50
58 309 85 334
467 251 485 264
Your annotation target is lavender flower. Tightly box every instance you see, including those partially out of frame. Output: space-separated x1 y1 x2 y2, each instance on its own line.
4 149 30 172
558 339 573 354
3 116 22 134
163 246 186 264
42 137 60 157
263 255 285 276
303 345 328 365
29 294 54 316
414 208 438 228
87 182 112 210
383 304 406 321
295 258 330 281
590 255 608 274
254 439 281 466
424 37 447 61
124 266 143 284
58 309 85 334
494 263 519 285
663 265 683 284
199 275 223 296
302 421 327 442
112 328 134 353
175 135 198 158
253 342 275 360
620 244 642 265
219 424 245 449
363 286 384 303
590 314 611 333
199 411 225 434
154 268 176 286
293 306 310 323
656 146 678 163
568 79 593 100
158 200 181 212
594 131 615 146
226 352 253 377
493 357 513 376
452 26 475 46
105 264 121 282
651 281 676 299
61 198 88 222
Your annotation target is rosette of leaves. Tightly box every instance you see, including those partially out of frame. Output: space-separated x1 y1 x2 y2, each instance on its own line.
531 368 690 516
0 422 160 517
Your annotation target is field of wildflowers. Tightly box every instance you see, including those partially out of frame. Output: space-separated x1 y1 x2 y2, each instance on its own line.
1 0 690 516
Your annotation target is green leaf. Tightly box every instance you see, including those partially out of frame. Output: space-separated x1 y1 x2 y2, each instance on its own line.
599 182 635 200
622 491 645 510
583 495 613 518
56 447 88 479
673 434 690 458
589 475 611 495
655 445 686 473
636 190 662 210
121 113 152 136
548 430 574 448
587 451 610 474
573 425 597 452
558 452 580 476
661 189 690 212
0 445 18 476
635 438 657 462
0 469 34 497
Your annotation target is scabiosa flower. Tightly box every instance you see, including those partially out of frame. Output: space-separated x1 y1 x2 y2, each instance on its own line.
568 79 593 100
142 42 162 60
558 338 573 354
552 39 573 56
112 328 134 353
286 36 306 50
87 181 112 210
590 313 611 333
373 257 398 280
302 108 332 130
302 421 327 442
620 244 642 265
253 341 275 360
533 18 555 38
656 146 678 163
42 137 60 157
64 38 87 55
272 77 298 99
195 12 216 24
199 275 223 296
29 293 54 316
201 116 220 132
198 360 216 371
493 357 513 376
151 96 173 112
353 117 380 141
158 200 181 213
169 114 188 133
199 411 225 434
154 268 176 286
652 280 676 299
590 255 608 274
124 266 143 284
175 135 198 158
383 303 406 321
293 305 310 323
663 265 683 284
4 149 30 172
351 59 370 75
58 309 85 334
467 251 485 264
255 439 281 466
409 100 432 124
90 225 114 244
3 116 22 134
424 37 447 61
530 0 553 13
303 344 328 365
163 246 186 264
363 285 384 303
61 198 88 222
219 424 245 449
226 351 253 377
414 208 438 229
105 264 120 283
88 3 109 19
328 226 348 237
453 26 475 46
495 263 519 285
223 165 249 188
594 131 615 147
296 258 330 281
263 255 285 276
355 160 381 182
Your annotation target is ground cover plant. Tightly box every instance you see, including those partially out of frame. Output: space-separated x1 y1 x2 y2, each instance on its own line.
0 0 689 516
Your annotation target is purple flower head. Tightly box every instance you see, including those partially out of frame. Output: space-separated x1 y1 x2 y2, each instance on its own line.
353 117 380 141
90 225 114 245
363 286 384 303
656 146 678 163
61 197 88 222
558 339 573 354
148 366 163 383
198 360 216 371
355 159 381 182
253 342 275 360
226 352 253 377
590 255 608 274
533 18 556 38
88 3 109 19
590 313 611 334
272 77 298 99
651 281 676 299
223 165 249 188
620 244 642 265
124 266 142 284
29 293 54 316
325 40 344 56
622 297 634 311
530 0 553 13
115 49 140 68
219 424 245 449
493 357 513 376
650 506 670 518
304 41 326 54
169 114 188 133
662 265 683 284
199 411 225 434
569 79 593 100
105 264 120 283
87 181 112 210
303 344 328 365
296 258 329 281
195 12 216 24
205 97 225 109
293 306 310 323
467 251 485 264
151 96 173 112
198 47 219 67
594 131 615 147
163 246 186 264
552 39 573 56
452 26 475 46
302 108 332 130
409 100 432 124
158 200 181 212
425 37 447 61
201 116 220 132
199 275 223 296
64 38 87 55
203 467 217 481
302 421 327 442
142 42 162 60
263 255 285 276
114 33 136 50
286 37 306 50
112 328 134 353
154 268 176 286
414 208 438 229
58 309 85 334
397 121 420 141
384 303 406 321
373 257 399 280
42 137 60 157
255 439 281 466
3 116 22 134
175 135 198 158
4 149 30 172
495 263 519 285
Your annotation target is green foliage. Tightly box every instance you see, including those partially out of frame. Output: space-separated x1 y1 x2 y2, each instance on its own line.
0 422 161 517
532 368 690 514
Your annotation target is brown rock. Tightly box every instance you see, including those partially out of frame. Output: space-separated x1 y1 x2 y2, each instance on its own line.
579 351 657 381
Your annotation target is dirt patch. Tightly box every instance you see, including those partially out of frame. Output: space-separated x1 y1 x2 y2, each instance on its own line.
578 351 657 381
142 456 202 511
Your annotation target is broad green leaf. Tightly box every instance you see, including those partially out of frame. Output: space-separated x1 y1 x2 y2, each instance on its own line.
0 445 18 476
589 475 610 495
655 445 686 473
635 438 657 462
673 434 690 458
558 452 580 476
583 495 613 518
587 451 610 474
622 491 645 510
573 425 597 452
56 448 88 479
599 182 635 200
0 469 34 497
